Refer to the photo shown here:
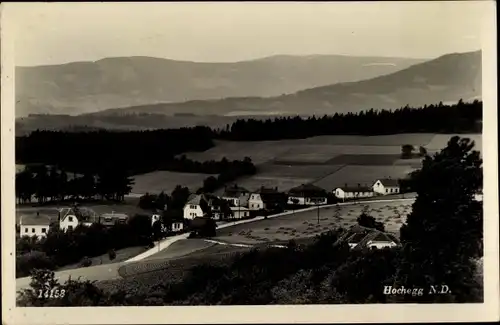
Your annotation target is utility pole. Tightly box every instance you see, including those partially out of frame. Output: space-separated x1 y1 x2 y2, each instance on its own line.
317 203 320 224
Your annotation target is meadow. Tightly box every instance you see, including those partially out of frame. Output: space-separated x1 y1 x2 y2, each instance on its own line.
215 200 413 245
130 133 480 195
131 171 213 195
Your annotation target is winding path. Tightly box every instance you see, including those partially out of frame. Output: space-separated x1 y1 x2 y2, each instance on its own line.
16 197 419 291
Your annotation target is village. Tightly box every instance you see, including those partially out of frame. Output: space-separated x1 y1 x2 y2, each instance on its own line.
17 177 406 248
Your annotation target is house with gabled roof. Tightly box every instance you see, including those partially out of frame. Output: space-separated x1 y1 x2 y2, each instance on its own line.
372 178 401 195
183 193 223 220
222 184 250 208
338 225 400 250
287 183 328 205
19 212 51 239
248 186 286 211
59 206 99 231
334 184 374 200
99 212 129 227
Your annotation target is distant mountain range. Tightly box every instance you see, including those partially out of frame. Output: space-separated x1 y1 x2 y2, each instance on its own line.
88 50 481 117
16 54 427 117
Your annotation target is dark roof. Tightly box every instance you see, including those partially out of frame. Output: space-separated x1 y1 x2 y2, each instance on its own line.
347 232 368 244
335 225 400 249
289 184 326 196
20 214 51 226
337 185 372 193
256 186 280 195
186 194 203 205
59 207 98 222
377 178 400 187
223 184 250 197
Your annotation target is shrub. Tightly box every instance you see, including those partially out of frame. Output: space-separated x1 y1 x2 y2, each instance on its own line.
16 251 56 278
80 257 92 267
108 249 117 261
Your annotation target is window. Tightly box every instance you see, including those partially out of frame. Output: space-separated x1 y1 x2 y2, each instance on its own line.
68 225 73 231
68 216 73 222
24 228 28 233
32 228 35 233
385 189 389 193
42 228 46 233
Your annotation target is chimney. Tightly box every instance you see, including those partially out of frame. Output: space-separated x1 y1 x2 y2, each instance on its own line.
344 183 347 188
357 183 360 188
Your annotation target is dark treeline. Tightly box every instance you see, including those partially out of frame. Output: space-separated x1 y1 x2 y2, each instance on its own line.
200 157 257 193
16 165 134 204
16 101 481 175
161 155 256 176
216 100 482 141
16 127 215 175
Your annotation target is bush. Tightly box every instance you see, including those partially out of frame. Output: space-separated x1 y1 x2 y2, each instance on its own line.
108 249 116 261
80 257 92 267
16 251 56 278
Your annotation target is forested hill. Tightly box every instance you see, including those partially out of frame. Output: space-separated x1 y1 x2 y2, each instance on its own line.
215 99 482 141
16 100 482 176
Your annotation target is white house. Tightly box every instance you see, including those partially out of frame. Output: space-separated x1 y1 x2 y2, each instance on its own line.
19 213 51 239
183 194 206 220
58 207 98 230
334 184 374 200
345 226 399 250
248 192 265 210
151 214 162 226
365 232 399 249
372 178 400 195
248 187 284 211
222 184 250 208
171 221 184 232
60 213 79 232
230 206 251 219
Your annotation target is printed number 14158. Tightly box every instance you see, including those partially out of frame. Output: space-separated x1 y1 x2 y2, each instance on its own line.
37 289 66 299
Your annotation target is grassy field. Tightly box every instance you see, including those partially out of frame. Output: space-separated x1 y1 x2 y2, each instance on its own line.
141 239 216 261
58 246 148 271
97 198 414 291
215 200 413 245
129 133 480 195
98 244 251 295
132 171 213 195
313 165 417 190
296 133 437 146
183 140 294 165
425 133 482 151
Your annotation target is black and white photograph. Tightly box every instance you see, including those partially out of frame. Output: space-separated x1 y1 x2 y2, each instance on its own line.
1 1 498 324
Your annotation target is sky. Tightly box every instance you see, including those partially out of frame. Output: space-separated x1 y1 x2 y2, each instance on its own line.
6 1 489 67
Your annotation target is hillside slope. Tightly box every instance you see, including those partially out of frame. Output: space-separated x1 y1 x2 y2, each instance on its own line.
15 55 424 117
91 50 480 117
